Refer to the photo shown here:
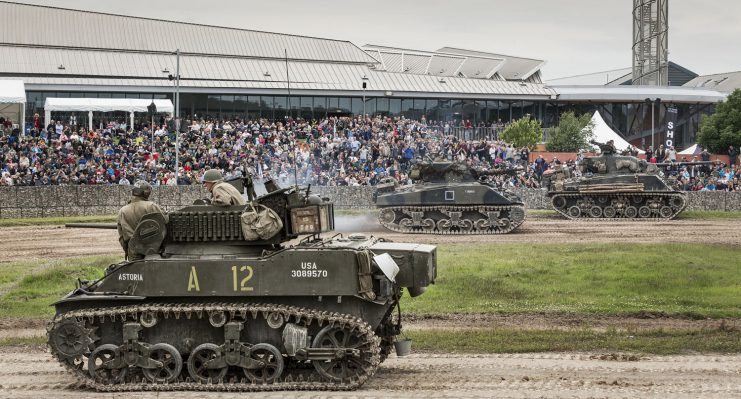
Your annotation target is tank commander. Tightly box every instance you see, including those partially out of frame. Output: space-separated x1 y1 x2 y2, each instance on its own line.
202 169 246 206
117 180 167 260
590 139 617 155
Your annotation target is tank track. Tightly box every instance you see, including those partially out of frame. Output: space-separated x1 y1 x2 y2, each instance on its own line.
549 192 687 221
377 205 526 234
47 302 380 392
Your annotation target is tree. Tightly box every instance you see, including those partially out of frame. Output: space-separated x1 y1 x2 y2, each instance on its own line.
697 89 741 153
545 111 594 152
500 115 542 149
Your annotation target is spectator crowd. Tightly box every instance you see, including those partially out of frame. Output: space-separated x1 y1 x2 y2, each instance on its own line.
0 114 738 192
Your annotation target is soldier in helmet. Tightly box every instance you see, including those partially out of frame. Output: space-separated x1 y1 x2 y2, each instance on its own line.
202 169 246 206
117 180 167 260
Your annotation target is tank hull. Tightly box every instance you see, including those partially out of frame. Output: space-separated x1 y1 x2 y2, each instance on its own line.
545 150 693 220
548 190 687 220
375 183 525 234
47 236 437 391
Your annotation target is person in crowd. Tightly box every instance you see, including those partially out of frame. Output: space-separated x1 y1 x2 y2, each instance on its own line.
1 114 730 192
202 169 246 206
728 145 738 169
116 180 167 260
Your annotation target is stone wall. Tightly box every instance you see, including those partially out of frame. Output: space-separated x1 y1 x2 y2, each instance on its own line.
0 186 208 218
0 186 739 218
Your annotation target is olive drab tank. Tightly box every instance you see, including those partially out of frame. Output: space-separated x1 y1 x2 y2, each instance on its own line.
47 183 437 392
545 142 700 220
374 160 526 234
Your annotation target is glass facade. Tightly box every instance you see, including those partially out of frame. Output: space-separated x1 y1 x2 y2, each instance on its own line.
25 91 713 150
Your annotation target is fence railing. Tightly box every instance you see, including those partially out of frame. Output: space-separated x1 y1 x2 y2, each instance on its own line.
425 126 551 143
425 126 501 141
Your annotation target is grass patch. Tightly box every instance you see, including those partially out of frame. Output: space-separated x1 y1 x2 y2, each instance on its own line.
408 326 741 354
0 215 117 227
678 211 741 220
0 260 36 287
0 255 119 318
0 336 46 347
404 243 741 318
525 209 558 216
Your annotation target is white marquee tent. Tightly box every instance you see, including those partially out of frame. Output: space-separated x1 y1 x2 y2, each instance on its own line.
584 111 645 154
44 98 174 131
0 80 26 131
678 143 703 155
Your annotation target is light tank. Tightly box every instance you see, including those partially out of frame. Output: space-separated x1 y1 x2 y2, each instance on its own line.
47 180 436 392
374 160 525 234
544 141 706 220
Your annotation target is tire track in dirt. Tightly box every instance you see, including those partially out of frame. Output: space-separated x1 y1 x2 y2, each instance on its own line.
0 349 739 398
1 214 739 264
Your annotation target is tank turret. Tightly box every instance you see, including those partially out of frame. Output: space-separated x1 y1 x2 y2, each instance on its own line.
374 160 525 234
47 184 437 391
545 141 705 220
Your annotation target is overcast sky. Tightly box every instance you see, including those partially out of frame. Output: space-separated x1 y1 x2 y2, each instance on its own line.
16 0 741 79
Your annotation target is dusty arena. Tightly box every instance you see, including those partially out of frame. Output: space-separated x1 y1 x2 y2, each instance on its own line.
0 213 740 398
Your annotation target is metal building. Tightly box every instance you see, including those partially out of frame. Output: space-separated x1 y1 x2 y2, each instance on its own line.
0 1 732 149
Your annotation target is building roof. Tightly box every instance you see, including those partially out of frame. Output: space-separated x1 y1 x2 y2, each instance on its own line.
684 71 741 93
437 47 545 80
0 1 377 64
548 62 698 87
362 45 505 79
552 85 727 103
546 68 633 86
0 41 554 98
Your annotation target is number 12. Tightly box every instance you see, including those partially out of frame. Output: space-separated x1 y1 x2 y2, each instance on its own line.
231 266 254 292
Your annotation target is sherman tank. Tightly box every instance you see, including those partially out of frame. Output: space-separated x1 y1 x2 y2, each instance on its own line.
374 160 525 234
545 141 706 220
48 181 437 392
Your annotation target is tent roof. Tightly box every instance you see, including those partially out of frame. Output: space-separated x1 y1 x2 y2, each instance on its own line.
44 98 174 113
678 143 702 155
585 111 645 154
0 80 25 103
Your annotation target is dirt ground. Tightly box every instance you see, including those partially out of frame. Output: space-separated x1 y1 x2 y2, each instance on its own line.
1 215 740 398
0 349 739 399
1 213 740 264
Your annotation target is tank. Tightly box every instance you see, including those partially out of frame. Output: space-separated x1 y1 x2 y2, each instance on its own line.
374 160 526 234
47 182 437 392
545 141 704 220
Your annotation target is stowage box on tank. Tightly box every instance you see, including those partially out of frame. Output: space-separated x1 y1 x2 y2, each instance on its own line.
47 185 437 392
374 161 526 234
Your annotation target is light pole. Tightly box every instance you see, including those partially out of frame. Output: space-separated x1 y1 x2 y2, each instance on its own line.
361 75 369 118
167 49 181 184
148 101 156 153
645 98 655 151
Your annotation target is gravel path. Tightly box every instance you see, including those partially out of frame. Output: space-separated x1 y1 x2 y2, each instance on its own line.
0 349 739 398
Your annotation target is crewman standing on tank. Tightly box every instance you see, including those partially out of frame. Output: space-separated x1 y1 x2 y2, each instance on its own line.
202 169 246 206
117 180 167 260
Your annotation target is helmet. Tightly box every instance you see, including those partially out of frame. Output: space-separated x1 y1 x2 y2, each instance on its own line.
203 169 224 183
132 180 152 198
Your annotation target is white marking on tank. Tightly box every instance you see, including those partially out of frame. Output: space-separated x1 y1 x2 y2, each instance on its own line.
118 273 143 281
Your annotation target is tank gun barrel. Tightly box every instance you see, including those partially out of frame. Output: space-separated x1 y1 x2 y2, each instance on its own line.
654 160 720 167
65 223 118 229
474 166 523 177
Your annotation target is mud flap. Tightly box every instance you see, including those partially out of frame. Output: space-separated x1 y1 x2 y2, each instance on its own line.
356 250 375 300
